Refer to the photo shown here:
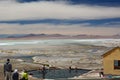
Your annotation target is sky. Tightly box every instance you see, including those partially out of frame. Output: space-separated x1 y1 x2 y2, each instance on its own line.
0 0 120 35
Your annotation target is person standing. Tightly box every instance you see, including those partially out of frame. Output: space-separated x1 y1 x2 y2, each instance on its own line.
12 69 19 80
42 65 46 79
99 68 104 77
69 66 72 73
4 59 12 80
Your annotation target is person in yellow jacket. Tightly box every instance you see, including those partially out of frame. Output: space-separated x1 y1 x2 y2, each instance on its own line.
20 70 28 80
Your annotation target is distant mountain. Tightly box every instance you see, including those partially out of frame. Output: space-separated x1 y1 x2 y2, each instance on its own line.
0 34 120 39
22 33 47 37
73 34 120 39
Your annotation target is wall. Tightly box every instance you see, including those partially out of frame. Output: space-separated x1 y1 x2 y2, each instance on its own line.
103 48 120 75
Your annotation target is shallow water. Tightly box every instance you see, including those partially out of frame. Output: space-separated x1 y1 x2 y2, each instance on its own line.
29 69 90 79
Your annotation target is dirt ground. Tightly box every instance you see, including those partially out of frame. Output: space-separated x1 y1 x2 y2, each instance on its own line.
0 58 40 80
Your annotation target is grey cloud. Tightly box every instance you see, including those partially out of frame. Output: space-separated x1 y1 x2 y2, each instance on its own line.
0 1 120 21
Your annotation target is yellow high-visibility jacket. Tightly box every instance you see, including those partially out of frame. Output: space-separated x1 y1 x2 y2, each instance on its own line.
21 72 28 80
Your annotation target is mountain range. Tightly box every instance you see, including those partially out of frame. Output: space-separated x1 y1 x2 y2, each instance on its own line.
0 34 120 39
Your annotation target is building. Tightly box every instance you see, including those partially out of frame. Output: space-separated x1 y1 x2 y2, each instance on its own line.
102 47 120 75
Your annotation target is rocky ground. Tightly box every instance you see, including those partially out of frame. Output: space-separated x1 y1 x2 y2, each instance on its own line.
0 44 107 68
0 39 117 80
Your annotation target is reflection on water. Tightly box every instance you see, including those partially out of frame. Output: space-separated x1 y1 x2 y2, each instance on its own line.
29 69 90 79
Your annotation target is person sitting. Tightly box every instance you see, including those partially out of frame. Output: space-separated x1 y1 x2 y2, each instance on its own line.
12 69 19 80
20 70 28 80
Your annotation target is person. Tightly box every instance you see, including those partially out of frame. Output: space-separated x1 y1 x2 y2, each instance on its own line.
42 65 46 79
12 69 19 80
99 68 104 77
20 70 28 80
4 59 12 80
69 66 72 73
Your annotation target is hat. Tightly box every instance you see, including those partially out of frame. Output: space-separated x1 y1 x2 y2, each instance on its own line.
14 69 18 73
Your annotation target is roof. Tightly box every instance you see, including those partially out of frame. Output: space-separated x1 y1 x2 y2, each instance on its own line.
102 46 120 57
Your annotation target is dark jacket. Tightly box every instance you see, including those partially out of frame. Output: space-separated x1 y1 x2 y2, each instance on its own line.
4 62 12 72
12 72 19 80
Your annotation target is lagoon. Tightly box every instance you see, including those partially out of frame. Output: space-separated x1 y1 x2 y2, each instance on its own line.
28 69 90 79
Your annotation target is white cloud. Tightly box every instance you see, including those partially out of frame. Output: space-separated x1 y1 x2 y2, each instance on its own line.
0 1 119 35
0 23 120 35
0 1 120 21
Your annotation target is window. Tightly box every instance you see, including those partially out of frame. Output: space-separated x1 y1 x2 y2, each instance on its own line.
114 60 120 69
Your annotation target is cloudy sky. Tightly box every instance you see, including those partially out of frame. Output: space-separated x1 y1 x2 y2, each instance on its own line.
0 0 120 35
